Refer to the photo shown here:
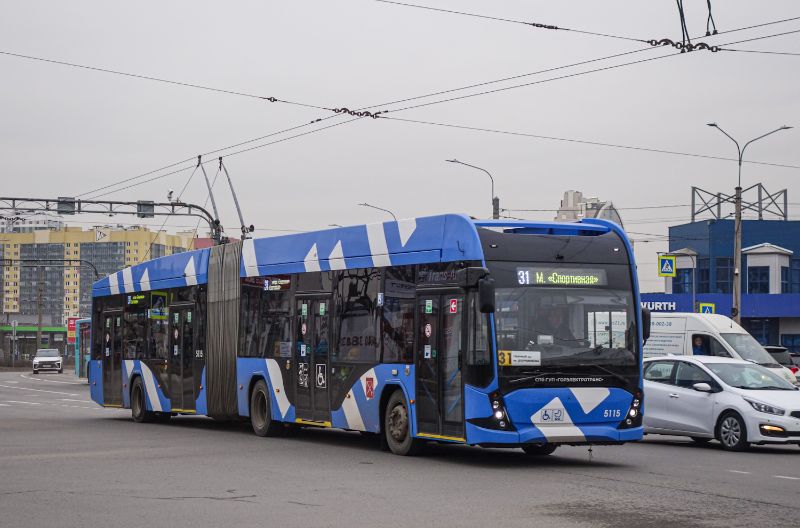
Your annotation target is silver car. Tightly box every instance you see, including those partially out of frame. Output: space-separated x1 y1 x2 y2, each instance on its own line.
32 349 63 374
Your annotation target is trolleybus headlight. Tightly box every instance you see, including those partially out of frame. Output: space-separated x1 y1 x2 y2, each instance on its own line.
492 400 501 410
494 410 504 420
629 408 638 418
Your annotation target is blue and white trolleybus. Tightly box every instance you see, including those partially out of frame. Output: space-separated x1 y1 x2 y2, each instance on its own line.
89 214 648 455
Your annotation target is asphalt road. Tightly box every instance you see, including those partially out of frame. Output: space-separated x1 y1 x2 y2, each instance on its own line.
1 371 797 528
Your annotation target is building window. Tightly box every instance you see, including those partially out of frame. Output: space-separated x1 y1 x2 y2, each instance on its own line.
673 268 693 294
791 259 800 294
697 258 710 294
715 257 733 293
747 266 770 294
781 334 800 354
781 266 790 294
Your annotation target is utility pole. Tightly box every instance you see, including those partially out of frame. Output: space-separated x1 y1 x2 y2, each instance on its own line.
706 123 792 323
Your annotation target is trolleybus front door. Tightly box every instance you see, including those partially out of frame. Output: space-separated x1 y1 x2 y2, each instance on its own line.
295 298 331 424
102 312 123 406
416 294 465 440
168 306 196 412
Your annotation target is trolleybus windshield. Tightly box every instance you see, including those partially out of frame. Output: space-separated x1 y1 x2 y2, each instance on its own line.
489 261 639 390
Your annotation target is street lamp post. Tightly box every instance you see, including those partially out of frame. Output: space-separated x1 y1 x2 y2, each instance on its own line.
446 159 499 219
357 202 398 222
706 123 792 323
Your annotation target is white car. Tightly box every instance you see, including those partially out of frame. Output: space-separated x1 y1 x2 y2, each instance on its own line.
643 356 800 451
32 349 63 374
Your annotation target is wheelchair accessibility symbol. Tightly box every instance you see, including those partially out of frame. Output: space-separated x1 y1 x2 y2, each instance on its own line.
540 408 564 423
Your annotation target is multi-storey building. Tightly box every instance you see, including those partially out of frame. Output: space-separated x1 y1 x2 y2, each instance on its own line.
2 226 195 325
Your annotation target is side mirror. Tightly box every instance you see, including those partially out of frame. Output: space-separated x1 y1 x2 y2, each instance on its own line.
692 382 712 393
478 276 495 314
641 307 651 344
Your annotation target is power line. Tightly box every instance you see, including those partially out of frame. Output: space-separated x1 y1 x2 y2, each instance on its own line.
73 19 800 201
379 116 800 171
0 50 329 112
80 115 343 199
504 204 691 212
373 0 645 43
86 116 362 200
722 48 800 57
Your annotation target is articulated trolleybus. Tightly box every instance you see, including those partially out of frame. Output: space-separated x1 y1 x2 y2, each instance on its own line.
89 214 647 456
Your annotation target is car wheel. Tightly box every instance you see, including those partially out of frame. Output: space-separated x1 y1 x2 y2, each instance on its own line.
522 443 559 456
32 370 38 375
58 369 63 374
384 390 422 456
250 380 284 437
690 437 712 445
131 377 155 423
717 412 749 451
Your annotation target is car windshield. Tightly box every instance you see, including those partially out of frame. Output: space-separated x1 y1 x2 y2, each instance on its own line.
36 349 59 358
706 362 796 390
490 261 638 388
720 333 778 366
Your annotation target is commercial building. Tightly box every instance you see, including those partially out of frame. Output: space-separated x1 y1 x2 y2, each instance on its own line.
1 225 194 360
641 193 800 352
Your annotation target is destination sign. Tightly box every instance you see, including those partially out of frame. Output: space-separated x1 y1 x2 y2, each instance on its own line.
127 294 147 306
516 267 608 287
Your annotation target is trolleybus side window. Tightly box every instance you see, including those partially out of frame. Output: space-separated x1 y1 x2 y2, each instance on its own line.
381 266 415 363
335 268 379 363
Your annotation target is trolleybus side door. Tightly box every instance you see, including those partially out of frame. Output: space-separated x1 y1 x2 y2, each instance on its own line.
416 293 465 440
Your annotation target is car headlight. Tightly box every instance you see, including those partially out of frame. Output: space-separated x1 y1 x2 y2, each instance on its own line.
743 398 785 416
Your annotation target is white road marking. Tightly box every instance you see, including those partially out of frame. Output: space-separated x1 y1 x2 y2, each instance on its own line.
774 475 800 481
727 470 751 475
0 403 9 406
4 400 41 405
0 384 78 396
59 398 93 403
4 380 19 384
20 374 84 385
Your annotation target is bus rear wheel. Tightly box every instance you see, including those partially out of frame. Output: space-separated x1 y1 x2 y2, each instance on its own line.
131 377 156 423
250 380 284 437
522 443 558 456
384 391 422 456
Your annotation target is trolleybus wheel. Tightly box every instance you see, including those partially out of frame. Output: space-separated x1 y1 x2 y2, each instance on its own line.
250 379 284 437
131 377 156 423
522 443 558 456
384 391 422 456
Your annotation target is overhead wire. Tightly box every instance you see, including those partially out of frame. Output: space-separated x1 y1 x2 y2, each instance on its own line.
65 17 800 203
373 0 646 43
0 50 329 112
721 48 800 57
378 116 800 171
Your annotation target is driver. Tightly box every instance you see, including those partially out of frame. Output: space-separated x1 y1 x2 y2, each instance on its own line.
538 305 576 344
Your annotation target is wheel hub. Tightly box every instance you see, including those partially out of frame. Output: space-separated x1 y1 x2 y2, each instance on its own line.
388 404 408 442
720 417 740 446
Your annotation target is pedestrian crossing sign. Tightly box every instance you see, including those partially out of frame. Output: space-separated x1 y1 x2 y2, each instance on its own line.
658 255 676 278
699 303 715 314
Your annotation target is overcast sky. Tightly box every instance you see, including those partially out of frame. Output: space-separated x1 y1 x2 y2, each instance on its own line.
1 0 799 291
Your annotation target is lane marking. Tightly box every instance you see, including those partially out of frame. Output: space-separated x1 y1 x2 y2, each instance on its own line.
4 381 19 384
20 374 84 385
0 384 78 396
727 470 751 475
59 398 93 403
775 475 800 481
0 403 8 406
4 400 41 405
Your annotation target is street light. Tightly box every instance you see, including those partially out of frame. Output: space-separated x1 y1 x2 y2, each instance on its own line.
446 159 499 219
706 123 792 323
357 202 398 222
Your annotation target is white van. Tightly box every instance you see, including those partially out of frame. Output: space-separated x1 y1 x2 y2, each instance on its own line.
643 313 798 385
